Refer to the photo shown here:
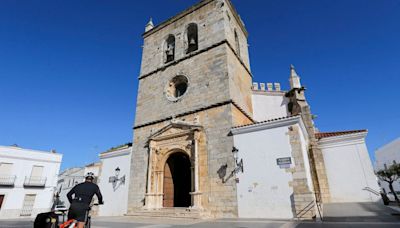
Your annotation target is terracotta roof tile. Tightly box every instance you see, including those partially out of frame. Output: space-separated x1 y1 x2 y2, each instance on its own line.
315 130 367 139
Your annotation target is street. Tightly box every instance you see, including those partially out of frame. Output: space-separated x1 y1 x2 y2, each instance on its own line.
1 217 400 228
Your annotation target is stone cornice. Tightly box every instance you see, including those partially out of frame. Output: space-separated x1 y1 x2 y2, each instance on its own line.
139 40 252 80
142 0 248 39
133 99 254 130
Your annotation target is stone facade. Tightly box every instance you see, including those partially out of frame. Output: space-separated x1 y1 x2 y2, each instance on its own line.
128 0 253 218
287 125 316 219
285 66 331 204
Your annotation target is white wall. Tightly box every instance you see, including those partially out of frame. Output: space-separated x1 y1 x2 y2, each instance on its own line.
0 146 62 219
233 125 295 219
319 133 381 203
97 147 131 216
375 138 400 193
252 92 289 121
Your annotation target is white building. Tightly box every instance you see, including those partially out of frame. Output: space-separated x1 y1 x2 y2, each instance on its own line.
375 138 400 193
97 143 132 216
232 116 312 219
316 130 380 203
56 162 101 208
230 66 380 219
56 167 85 208
0 145 62 219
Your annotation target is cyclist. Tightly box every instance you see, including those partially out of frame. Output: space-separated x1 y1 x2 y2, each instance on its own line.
66 172 103 228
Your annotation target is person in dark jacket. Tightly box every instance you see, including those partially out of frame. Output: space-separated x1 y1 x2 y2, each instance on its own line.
67 172 103 228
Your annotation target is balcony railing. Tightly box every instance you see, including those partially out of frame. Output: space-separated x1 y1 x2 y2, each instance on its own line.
24 176 47 187
0 175 16 186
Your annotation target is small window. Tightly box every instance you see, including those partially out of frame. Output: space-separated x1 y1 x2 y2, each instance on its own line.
186 23 198 54
165 35 175 63
234 30 241 57
165 75 189 101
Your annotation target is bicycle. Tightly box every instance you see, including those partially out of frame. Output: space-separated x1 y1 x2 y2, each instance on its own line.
59 203 98 228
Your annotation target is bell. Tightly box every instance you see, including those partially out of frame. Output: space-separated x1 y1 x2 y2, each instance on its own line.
190 37 196 45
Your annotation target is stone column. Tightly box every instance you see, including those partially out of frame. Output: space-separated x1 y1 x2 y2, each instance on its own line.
144 141 156 209
190 131 202 209
288 125 316 219
155 170 164 209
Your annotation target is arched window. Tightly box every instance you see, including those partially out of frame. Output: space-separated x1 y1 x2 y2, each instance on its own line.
165 35 175 63
234 30 241 57
186 23 198 54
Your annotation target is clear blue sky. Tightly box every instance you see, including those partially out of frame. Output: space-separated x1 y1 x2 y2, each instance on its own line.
0 0 399 170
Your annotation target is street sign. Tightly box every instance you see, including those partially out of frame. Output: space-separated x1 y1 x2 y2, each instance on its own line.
277 157 292 168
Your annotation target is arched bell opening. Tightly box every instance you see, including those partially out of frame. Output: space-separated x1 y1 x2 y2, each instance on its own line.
163 152 192 208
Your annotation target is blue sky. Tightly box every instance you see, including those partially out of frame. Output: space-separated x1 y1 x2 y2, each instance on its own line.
0 0 399 170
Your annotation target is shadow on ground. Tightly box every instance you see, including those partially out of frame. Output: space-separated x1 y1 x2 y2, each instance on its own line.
322 202 400 222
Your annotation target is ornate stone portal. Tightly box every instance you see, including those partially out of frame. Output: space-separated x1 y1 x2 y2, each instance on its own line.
144 120 203 210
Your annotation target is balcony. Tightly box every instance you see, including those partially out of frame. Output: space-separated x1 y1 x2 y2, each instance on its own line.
0 175 16 186
24 176 47 187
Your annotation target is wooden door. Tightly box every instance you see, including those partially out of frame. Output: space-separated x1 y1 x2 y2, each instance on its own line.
163 162 174 207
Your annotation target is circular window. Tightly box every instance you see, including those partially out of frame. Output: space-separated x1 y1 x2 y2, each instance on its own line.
165 75 189 102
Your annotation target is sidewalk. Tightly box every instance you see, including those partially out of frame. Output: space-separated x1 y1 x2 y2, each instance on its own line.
323 202 400 222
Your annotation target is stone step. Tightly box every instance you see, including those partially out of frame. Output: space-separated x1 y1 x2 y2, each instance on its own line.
127 208 202 219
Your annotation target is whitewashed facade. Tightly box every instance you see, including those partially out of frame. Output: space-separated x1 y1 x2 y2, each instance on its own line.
232 116 312 219
97 144 132 216
375 138 400 193
229 66 380 218
0 145 62 219
317 131 381 203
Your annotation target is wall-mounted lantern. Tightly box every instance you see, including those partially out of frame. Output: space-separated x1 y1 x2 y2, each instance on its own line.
109 167 125 190
232 147 244 174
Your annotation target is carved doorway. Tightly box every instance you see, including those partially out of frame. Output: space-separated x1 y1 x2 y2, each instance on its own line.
163 152 192 207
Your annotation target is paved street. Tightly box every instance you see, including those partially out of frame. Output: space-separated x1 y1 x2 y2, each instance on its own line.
1 203 399 228
1 217 400 228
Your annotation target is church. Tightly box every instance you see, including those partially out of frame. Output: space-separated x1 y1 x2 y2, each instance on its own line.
127 0 380 219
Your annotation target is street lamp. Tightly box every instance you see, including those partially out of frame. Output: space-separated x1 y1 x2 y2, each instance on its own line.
232 147 244 174
109 167 125 190
115 167 121 177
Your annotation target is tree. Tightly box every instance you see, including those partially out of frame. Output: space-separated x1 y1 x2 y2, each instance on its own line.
376 163 400 206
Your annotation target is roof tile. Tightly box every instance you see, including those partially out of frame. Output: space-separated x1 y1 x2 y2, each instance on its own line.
315 130 367 139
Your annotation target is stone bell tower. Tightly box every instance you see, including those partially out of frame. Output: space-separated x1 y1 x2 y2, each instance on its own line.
128 0 254 218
